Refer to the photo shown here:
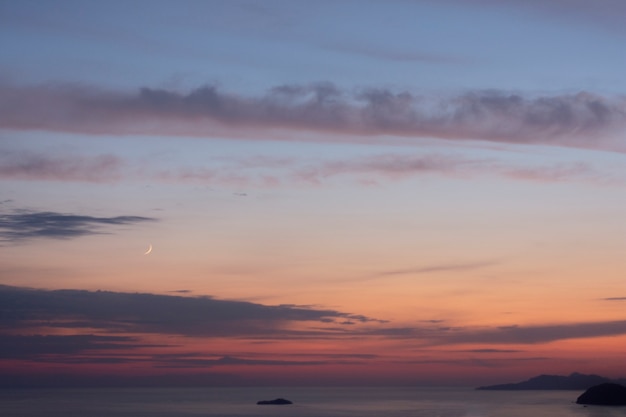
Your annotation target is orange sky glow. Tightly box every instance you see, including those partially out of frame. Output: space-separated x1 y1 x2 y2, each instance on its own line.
2 0 626 388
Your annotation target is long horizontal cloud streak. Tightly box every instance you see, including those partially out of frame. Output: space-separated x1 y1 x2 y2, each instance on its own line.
4 285 626 345
296 154 618 186
2 149 619 188
0 285 384 338
439 321 626 345
0 335 157 359
2 83 625 150
0 211 156 242
375 261 498 278
0 149 123 182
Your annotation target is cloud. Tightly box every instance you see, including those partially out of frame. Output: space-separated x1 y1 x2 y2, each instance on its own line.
0 149 124 182
294 153 620 187
151 355 328 369
500 162 604 183
0 211 156 242
401 356 550 368
457 349 523 353
0 285 384 339
325 41 466 64
3 284 626 386
3 147 620 189
2 82 625 151
0 335 158 360
295 153 470 185
379 261 498 277
0 285 395 385
453 0 626 36
437 320 626 345
323 319 626 346
338 260 498 283
3 285 625 355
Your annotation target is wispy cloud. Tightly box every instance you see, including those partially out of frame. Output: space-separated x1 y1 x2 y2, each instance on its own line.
437 320 626 345
315 319 626 346
3 148 620 189
295 153 621 187
0 149 123 182
325 41 467 64
294 153 472 185
0 335 160 360
151 355 329 369
2 83 625 151
455 0 626 36
0 211 156 242
376 261 498 277
457 348 523 353
341 260 498 283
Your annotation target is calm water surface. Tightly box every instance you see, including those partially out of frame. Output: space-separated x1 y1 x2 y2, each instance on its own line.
2 386 626 417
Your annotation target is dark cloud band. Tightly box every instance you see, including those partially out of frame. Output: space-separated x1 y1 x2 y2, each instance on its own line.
0 285 383 338
2 83 624 151
0 211 156 242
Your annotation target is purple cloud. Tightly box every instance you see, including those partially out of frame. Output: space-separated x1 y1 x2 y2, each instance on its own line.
2 83 625 151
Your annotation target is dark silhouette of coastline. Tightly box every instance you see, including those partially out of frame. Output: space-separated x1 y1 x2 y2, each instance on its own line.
477 372 626 390
576 383 626 405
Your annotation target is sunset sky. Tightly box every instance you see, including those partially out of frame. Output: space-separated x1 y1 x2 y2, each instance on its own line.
2 0 626 387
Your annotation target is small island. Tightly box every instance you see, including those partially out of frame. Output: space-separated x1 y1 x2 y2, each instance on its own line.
257 398 293 405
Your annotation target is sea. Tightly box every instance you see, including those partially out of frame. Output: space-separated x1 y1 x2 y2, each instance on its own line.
2 386 626 417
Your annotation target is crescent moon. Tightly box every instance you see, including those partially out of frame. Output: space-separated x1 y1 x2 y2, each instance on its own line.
144 244 153 255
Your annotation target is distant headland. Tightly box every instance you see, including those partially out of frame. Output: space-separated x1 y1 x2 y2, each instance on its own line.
477 372 626 390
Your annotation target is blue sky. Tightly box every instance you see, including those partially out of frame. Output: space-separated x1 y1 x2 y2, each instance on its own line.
2 0 625 93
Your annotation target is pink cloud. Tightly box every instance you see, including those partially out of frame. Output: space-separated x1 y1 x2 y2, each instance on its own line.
1 148 619 188
0 148 288 187
292 153 617 187
294 154 472 185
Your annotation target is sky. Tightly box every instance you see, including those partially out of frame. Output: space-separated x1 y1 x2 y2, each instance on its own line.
1 0 626 388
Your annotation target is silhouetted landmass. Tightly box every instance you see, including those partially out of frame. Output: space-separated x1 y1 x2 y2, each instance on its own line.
576 383 626 405
257 398 293 405
477 372 626 390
